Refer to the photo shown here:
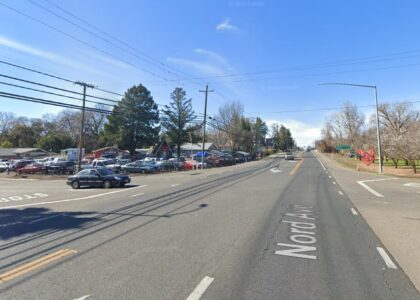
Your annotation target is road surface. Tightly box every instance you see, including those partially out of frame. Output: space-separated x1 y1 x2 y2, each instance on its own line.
0 153 418 299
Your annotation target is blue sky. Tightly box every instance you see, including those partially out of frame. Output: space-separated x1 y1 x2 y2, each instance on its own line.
1 0 420 145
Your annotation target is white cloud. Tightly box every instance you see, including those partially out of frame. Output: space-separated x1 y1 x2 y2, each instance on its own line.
166 57 226 76
0 35 72 65
195 48 227 65
266 119 322 147
216 18 239 32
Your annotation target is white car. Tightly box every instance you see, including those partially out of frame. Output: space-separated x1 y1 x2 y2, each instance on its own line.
284 152 295 160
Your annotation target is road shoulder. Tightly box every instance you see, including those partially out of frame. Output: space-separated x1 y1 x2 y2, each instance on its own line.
314 151 420 292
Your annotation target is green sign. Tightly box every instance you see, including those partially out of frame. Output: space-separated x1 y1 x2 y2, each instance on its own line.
335 144 351 150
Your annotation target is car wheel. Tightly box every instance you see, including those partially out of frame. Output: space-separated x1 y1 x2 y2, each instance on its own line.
119 182 125 187
103 180 112 189
71 181 80 189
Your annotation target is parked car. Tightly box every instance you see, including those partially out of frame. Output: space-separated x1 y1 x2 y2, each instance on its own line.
48 161 76 175
0 162 10 172
284 152 295 160
10 160 33 171
16 163 43 175
139 162 161 173
82 159 121 173
121 161 144 174
67 168 130 189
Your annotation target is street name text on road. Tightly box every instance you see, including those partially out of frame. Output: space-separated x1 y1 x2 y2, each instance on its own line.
275 205 317 260
0 193 48 203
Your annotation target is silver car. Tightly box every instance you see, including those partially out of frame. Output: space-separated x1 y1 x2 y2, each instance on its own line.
284 152 294 160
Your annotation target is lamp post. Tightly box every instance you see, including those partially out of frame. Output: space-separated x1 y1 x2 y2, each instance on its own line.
320 82 383 174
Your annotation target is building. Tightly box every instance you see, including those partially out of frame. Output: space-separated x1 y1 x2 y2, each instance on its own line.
91 146 129 159
180 142 217 157
0 148 49 160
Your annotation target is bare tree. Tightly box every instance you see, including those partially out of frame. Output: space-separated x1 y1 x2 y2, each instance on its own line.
216 101 244 153
378 102 419 168
329 102 365 147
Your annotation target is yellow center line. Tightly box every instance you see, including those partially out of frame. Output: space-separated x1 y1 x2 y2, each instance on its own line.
0 248 77 283
289 158 304 176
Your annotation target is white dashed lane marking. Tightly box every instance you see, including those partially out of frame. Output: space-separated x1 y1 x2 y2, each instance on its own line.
350 208 358 215
186 276 214 300
338 191 344 196
376 247 397 269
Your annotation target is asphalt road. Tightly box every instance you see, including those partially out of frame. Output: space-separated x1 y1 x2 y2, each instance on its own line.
0 153 418 299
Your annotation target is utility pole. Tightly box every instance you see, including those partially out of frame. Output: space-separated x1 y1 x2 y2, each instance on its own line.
75 81 94 172
199 85 213 170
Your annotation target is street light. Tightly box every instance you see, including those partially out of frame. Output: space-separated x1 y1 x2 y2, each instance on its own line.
320 82 383 174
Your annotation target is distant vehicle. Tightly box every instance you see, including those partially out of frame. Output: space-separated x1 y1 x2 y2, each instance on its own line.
284 152 295 160
67 168 130 189
16 163 43 175
138 162 161 173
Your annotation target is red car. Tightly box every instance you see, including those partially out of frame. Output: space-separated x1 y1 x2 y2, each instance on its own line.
17 163 43 175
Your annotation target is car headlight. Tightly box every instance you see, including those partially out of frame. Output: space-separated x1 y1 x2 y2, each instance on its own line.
114 176 122 180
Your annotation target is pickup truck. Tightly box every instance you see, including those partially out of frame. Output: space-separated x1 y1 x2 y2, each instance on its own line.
82 159 121 173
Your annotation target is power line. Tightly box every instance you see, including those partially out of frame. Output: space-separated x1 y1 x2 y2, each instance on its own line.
41 0 203 85
0 91 112 114
0 81 111 107
0 1 171 82
0 73 119 103
0 59 125 97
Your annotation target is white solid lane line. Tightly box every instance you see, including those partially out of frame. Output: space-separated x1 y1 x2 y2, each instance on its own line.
376 247 398 269
357 181 384 197
357 178 399 198
171 184 180 187
0 186 145 210
186 276 214 300
338 191 344 196
350 208 359 215
315 156 326 170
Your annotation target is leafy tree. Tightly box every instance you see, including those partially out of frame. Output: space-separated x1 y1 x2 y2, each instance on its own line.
271 123 296 151
9 124 36 147
103 84 160 155
0 139 13 148
161 87 196 157
253 117 268 150
36 133 74 153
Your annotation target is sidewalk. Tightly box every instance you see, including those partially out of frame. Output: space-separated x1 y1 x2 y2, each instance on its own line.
314 151 420 292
